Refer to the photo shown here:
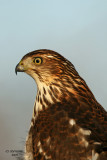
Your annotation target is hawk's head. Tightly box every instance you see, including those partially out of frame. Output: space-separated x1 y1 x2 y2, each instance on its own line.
15 49 79 86
15 49 95 113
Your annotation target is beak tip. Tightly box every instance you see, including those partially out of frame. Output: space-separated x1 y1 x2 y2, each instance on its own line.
15 69 17 75
15 64 19 75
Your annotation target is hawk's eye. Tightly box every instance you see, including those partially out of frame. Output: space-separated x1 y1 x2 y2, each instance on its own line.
34 57 42 65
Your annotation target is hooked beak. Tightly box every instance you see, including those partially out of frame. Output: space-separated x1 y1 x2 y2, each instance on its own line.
15 63 25 75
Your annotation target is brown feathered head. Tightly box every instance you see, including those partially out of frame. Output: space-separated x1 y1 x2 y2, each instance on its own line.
15 49 79 85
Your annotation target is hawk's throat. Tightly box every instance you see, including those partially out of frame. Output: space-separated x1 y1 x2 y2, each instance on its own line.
32 82 61 121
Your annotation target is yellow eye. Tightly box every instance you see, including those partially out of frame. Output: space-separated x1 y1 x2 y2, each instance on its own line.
34 57 42 65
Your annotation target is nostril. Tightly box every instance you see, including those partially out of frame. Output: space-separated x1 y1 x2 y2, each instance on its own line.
19 61 24 65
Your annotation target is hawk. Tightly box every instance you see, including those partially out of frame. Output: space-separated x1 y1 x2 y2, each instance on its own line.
15 49 107 160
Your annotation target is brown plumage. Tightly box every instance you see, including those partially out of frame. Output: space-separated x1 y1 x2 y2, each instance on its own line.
15 49 107 160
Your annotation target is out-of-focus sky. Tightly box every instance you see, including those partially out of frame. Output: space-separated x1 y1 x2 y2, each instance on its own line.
0 0 107 159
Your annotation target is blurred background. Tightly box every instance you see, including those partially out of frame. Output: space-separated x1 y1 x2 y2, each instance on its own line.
0 0 107 159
